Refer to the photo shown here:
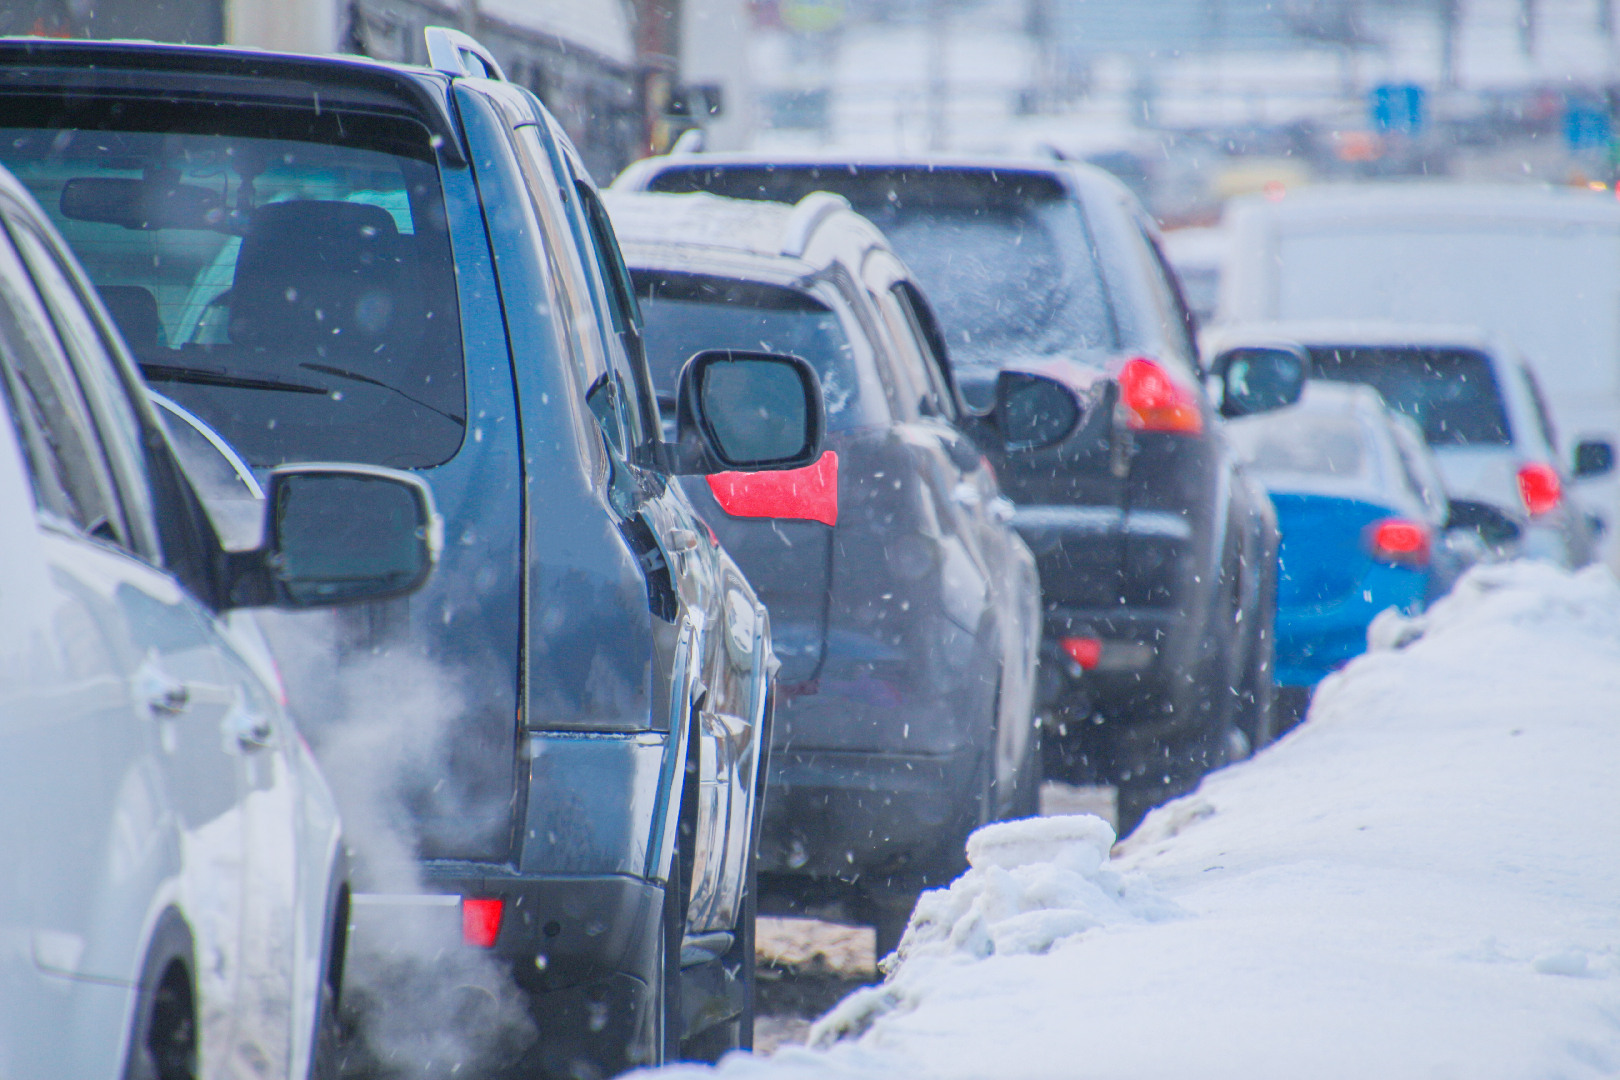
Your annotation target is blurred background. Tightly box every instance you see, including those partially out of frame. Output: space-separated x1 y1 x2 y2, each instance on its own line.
14 0 1620 213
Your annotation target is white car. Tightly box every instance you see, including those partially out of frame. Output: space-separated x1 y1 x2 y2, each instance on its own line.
0 164 440 1079
1217 183 1620 565
1206 321 1606 568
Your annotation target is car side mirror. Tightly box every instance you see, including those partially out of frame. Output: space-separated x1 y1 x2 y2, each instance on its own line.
1445 498 1522 548
1573 438 1615 479
225 465 441 609
671 349 826 474
1210 344 1308 419
996 371 1082 452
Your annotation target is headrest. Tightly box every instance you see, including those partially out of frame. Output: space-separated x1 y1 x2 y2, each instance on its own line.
98 284 163 349
229 200 414 354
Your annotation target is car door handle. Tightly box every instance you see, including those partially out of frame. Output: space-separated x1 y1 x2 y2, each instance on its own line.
987 497 1017 524
136 664 190 717
951 482 982 508
668 528 700 552
232 709 275 751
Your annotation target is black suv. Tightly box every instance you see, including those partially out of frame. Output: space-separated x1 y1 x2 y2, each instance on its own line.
615 154 1286 830
606 189 1044 951
0 31 823 1076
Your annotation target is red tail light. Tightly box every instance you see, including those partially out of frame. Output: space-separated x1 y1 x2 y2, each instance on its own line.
1516 462 1561 517
1364 518 1431 567
462 897 504 948
1119 357 1204 435
1058 636 1102 671
706 451 838 526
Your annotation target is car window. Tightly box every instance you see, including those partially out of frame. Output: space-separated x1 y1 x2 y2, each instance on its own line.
1141 230 1202 377
574 177 660 448
0 223 125 543
631 270 883 432
1304 346 1513 447
891 280 960 422
1386 413 1450 521
151 392 265 551
0 103 467 471
5 212 159 554
509 123 634 456
1520 365 1559 452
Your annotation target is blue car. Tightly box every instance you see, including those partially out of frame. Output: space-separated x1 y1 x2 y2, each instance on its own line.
1225 383 1462 721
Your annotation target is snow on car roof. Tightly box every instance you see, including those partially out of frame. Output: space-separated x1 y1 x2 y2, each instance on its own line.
1204 319 1505 357
602 190 803 261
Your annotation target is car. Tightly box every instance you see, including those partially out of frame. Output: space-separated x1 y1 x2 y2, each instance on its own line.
1217 183 1620 567
1206 322 1607 570
0 30 824 1076
0 158 442 1079
1222 379 1467 725
614 152 1290 831
603 189 1044 951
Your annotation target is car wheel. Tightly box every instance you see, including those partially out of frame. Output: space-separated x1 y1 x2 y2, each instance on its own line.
124 962 196 1080
1233 566 1278 752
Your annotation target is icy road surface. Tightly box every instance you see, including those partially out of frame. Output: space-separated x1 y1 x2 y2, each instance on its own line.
664 561 1620 1079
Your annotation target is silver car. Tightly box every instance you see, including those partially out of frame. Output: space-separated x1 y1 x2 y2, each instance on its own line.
0 164 440 1079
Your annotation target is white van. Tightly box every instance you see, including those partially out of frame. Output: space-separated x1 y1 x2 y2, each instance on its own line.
1218 183 1620 564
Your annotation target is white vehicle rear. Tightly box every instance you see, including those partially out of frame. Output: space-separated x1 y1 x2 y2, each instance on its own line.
1218 184 1620 564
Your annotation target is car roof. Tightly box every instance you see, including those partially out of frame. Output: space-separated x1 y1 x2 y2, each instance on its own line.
1205 319 1509 358
1226 181 1620 227
604 189 886 283
0 36 463 162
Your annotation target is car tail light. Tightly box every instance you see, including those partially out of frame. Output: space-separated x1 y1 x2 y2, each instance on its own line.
462 897 504 948
1119 357 1204 435
1516 462 1561 517
1364 518 1431 567
706 451 838 526
1058 636 1102 671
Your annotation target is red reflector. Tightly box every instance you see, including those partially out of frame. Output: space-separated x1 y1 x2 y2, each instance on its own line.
1119 357 1204 435
1059 636 1102 670
1365 518 1431 567
706 451 838 526
1516 462 1561 517
462 897 504 948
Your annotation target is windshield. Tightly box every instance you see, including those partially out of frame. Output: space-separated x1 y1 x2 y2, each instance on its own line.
631 270 877 431
0 101 465 469
1305 346 1512 447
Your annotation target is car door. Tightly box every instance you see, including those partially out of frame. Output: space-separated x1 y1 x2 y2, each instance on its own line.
4 204 300 1076
0 206 252 1072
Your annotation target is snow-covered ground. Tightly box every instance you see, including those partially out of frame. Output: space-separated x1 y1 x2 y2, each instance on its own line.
661 561 1620 1078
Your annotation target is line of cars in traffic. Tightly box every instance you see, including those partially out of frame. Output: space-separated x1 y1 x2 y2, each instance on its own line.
8 25 1608 1080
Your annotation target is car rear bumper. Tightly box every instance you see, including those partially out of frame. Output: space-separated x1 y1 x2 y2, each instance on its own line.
757 744 982 882
351 868 666 1077
1275 570 1428 687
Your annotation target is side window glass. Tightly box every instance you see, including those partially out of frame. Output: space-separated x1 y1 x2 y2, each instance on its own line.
891 282 958 421
1140 230 1201 378
1521 367 1559 451
509 124 630 457
0 228 124 542
8 217 156 549
574 179 655 449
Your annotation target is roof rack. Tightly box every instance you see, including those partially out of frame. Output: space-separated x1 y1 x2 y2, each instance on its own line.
780 191 851 258
424 26 506 82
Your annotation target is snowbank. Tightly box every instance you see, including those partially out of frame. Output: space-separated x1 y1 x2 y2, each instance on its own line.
649 561 1620 1079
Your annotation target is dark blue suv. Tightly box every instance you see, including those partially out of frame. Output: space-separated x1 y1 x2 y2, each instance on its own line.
0 29 823 1076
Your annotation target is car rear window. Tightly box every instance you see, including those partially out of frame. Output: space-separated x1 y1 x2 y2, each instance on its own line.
631 270 878 431
646 165 1117 368
1305 346 1512 447
1228 410 1368 478
0 97 465 470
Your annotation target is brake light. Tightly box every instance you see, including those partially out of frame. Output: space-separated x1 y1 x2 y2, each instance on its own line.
1058 636 1102 671
1516 462 1561 517
1364 518 1431 567
1119 357 1204 435
706 451 838 526
462 897 504 948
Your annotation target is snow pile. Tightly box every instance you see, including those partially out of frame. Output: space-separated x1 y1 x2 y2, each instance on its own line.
645 561 1620 1079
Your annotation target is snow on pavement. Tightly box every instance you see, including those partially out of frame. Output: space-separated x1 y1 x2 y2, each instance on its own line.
662 561 1620 1078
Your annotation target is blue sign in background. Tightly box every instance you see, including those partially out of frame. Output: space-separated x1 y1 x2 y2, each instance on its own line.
1370 83 1426 135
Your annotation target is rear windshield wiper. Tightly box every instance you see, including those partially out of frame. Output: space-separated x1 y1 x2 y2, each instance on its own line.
300 362 466 427
141 362 330 396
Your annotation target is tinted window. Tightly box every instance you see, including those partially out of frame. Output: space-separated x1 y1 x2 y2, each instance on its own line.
647 166 1117 368
0 99 465 470
1305 347 1512 447
632 271 876 431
